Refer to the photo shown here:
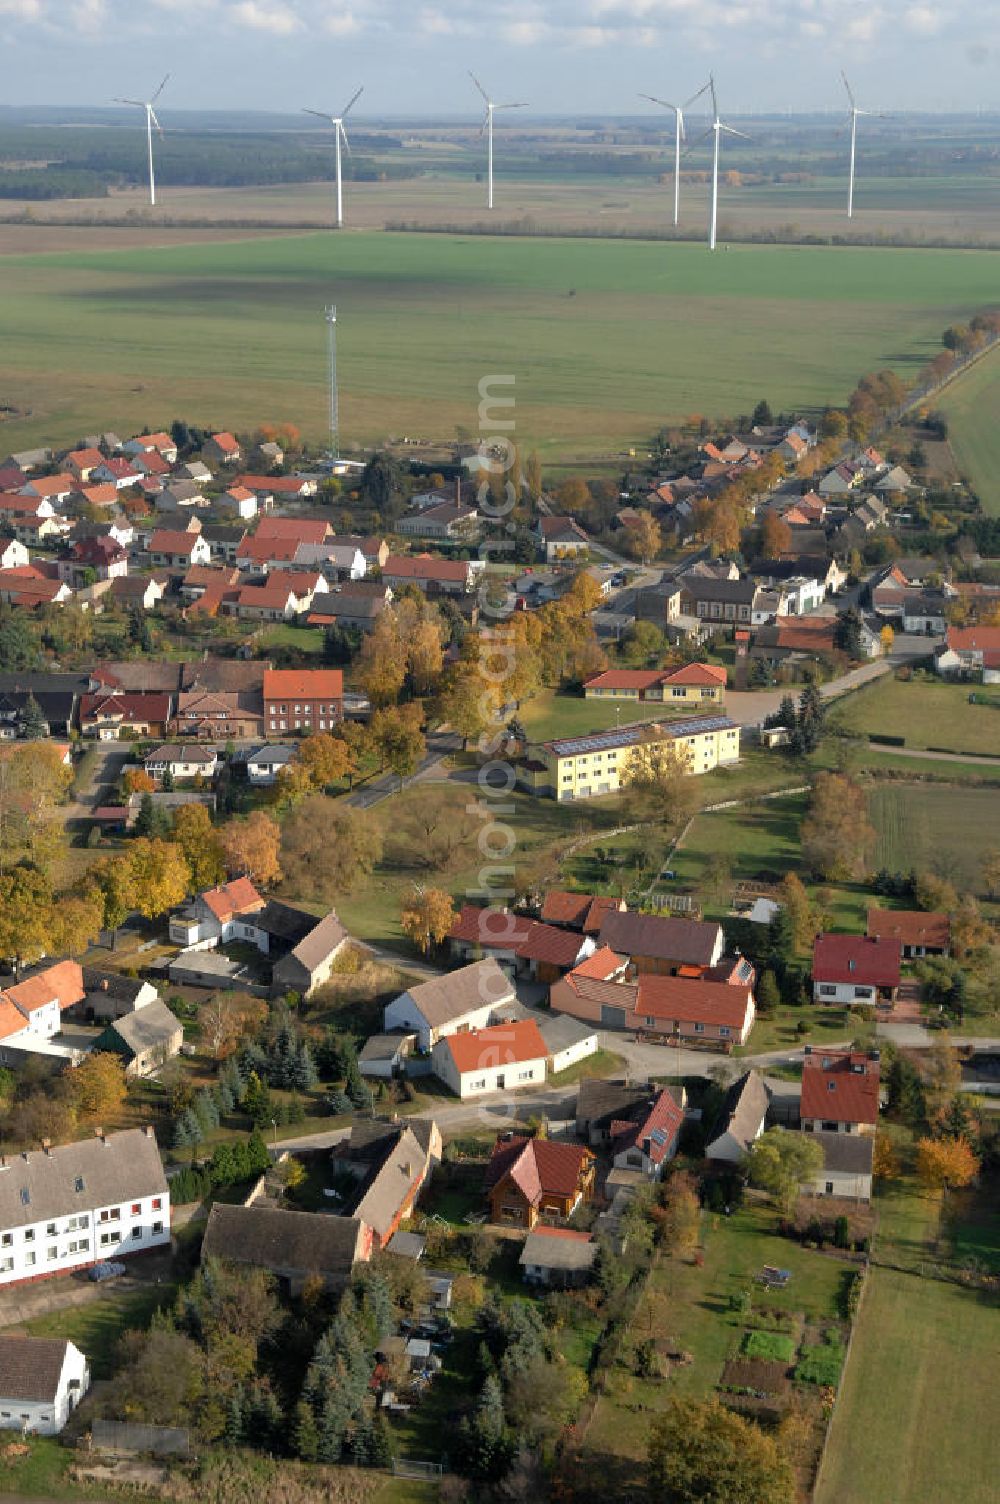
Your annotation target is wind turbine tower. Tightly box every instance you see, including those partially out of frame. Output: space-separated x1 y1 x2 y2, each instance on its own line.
639 80 710 227
326 305 339 460
841 72 885 219
114 75 169 207
303 87 364 228
702 76 749 251
469 72 528 209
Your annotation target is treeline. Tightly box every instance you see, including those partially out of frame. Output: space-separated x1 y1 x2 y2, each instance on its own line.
0 167 109 200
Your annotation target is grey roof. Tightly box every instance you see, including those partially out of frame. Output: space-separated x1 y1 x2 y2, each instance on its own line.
251 899 316 945
0 1128 167 1232
598 910 722 967
811 1130 875 1176
679 575 757 604
576 1077 650 1128
520 1229 596 1272
397 959 515 1030
202 1204 362 1283
0 1335 76 1403
707 1070 770 1157
536 1012 598 1055
285 909 348 976
386 1230 425 1260
351 1125 428 1239
168 950 242 982
359 1033 414 1064
246 744 296 766
107 999 182 1057
82 968 150 1006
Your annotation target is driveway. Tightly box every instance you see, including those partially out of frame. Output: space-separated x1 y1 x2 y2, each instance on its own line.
345 731 462 810
0 1247 172 1329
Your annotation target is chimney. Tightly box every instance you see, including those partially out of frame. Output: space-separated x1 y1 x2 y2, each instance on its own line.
41 1139 52 1155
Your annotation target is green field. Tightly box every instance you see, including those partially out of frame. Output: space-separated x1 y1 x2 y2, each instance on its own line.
869 782 999 895
937 346 1000 516
829 676 1000 757
817 1269 1000 1504
3 233 1000 460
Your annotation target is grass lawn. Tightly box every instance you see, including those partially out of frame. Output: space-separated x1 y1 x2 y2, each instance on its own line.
868 781 1000 896
828 675 1000 757
937 343 1000 516
816 1269 1000 1504
585 1200 846 1463
0 1435 96 1499
734 1006 874 1056
550 1046 625 1086
21 1281 175 1380
3 235 1000 462
518 689 668 743
257 623 326 656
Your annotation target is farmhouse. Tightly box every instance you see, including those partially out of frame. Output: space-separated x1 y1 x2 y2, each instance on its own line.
866 908 950 958
0 1127 169 1287
271 909 350 997
610 1085 684 1179
706 1070 770 1163
431 1018 549 1099
812 934 900 1006
804 1131 874 1203
630 974 756 1048
0 1336 89 1435
169 877 266 949
382 959 516 1051
537 515 590 560
445 906 595 982
143 744 218 782
800 1048 880 1134
935 625 1000 683
597 911 724 975
539 891 625 934
94 1000 184 1078
201 1204 367 1294
521 714 740 800
381 554 483 594
332 1121 440 1254
484 1133 595 1228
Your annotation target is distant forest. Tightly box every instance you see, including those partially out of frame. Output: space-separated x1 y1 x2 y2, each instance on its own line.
0 126 415 199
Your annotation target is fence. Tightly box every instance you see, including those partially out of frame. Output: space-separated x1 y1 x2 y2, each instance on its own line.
90 1421 190 1457
392 1457 444 1479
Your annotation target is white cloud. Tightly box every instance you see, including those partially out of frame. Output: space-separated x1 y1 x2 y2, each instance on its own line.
0 0 42 17
229 0 299 34
325 9 362 34
72 0 107 31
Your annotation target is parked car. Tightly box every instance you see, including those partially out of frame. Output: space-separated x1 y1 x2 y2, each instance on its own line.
88 1261 127 1282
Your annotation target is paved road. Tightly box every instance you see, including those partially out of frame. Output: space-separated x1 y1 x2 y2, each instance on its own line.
725 639 938 728
64 742 132 821
346 730 463 810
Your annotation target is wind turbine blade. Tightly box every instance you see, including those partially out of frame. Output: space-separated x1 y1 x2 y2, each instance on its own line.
841 70 856 108
302 108 334 122
639 93 677 110
149 107 164 137
709 74 718 119
497 102 527 110
469 71 490 105
722 125 750 140
342 86 364 119
340 123 351 154
682 126 714 156
478 109 490 138
151 74 170 104
115 98 144 107
684 79 712 109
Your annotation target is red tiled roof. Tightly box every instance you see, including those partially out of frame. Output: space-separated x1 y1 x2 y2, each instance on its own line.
570 946 628 981
234 474 308 495
442 1019 549 1076
449 904 533 950
635 974 753 1031
149 529 201 555
255 516 329 544
210 431 240 453
76 483 119 507
135 451 171 476
800 1049 880 1126
584 670 667 692
383 554 471 583
540 890 594 927
132 431 174 451
22 474 74 497
66 447 104 471
0 997 28 1040
3 960 84 1015
515 922 588 969
612 1086 684 1165
80 691 171 724
866 909 950 952
234 583 296 610
485 1133 593 1203
237 535 299 563
98 458 141 480
200 877 265 923
262 668 344 700
526 1225 593 1242
812 934 901 987
661 662 727 687
946 626 1000 654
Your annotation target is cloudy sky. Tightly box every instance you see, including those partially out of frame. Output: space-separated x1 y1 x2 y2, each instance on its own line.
0 0 995 114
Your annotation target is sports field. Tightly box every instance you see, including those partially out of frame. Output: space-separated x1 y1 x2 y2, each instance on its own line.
1 232 999 461
937 346 1000 516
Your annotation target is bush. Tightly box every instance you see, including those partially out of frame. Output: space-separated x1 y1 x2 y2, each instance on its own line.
795 1340 845 1386
741 1331 795 1364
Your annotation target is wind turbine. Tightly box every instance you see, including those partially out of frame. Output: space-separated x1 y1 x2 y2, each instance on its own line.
639 80 710 227
303 87 364 228
841 72 886 219
689 76 749 251
469 72 528 209
114 75 169 207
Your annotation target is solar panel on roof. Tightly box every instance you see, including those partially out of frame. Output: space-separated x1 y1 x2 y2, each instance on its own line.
547 715 737 757
650 1129 668 1145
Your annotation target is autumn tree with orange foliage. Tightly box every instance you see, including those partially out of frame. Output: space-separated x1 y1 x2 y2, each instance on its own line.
916 1135 978 1192
760 511 792 560
221 810 282 888
401 886 455 956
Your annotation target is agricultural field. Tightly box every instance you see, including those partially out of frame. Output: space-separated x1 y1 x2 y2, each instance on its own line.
2 233 1000 462
828 675 1000 756
817 1268 999 1504
936 345 1000 515
868 782 1000 896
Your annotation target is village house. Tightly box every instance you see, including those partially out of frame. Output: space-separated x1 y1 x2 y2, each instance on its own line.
76 969 159 1025
330 1119 441 1254
596 910 724 976
396 502 479 541
271 909 350 997
582 662 727 704
79 690 172 739
142 743 219 783
520 715 741 801
108 575 166 612
19 473 76 506
432 1018 550 1099
811 934 900 1006
539 891 626 934
168 877 267 950
0 962 86 1068
519 1227 597 1288
221 580 303 622
935 625 1000 683
800 1047 880 1135
171 687 263 741
866 908 950 958
234 473 317 502
803 1131 874 1203
148 528 211 570
123 432 178 464
628 973 756 1048
94 1000 184 1078
445 906 596 983
0 1126 169 1287
705 1070 770 1162
56 537 128 588
575 1078 655 1145
262 668 343 735
484 1132 595 1228
534 1013 600 1075
382 959 516 1051
0 1336 90 1435
90 458 143 490
678 574 758 629
245 744 297 785
381 554 484 595
215 485 258 521
537 515 590 561
610 1085 685 1178
203 432 241 466
64 447 105 483
306 580 391 632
